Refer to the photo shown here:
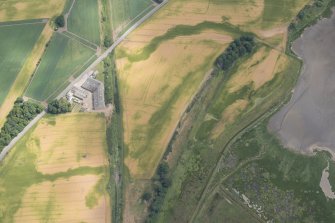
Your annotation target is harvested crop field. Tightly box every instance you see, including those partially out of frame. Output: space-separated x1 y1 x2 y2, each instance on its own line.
67 0 101 45
117 25 233 178
25 32 96 101
0 21 45 106
0 0 66 22
0 113 110 222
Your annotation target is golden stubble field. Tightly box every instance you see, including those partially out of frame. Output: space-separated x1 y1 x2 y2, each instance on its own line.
0 113 111 223
0 0 66 22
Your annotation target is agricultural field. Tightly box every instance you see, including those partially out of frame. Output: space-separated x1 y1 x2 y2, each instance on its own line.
0 23 54 128
25 32 96 101
154 40 300 222
67 0 101 45
115 0 307 184
0 21 45 106
117 22 235 179
0 0 66 22
110 0 155 37
0 113 110 222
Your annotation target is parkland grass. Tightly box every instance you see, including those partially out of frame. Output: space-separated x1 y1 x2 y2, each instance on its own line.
0 0 66 22
0 113 110 222
67 0 101 45
25 32 96 101
0 22 45 106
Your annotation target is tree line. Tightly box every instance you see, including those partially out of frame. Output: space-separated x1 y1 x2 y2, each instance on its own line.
216 35 256 71
0 98 44 151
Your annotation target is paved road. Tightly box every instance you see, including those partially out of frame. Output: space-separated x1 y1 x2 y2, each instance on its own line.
0 0 168 163
58 0 168 99
0 111 46 161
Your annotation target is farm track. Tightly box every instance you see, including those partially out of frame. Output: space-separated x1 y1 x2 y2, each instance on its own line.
0 0 169 163
189 82 297 222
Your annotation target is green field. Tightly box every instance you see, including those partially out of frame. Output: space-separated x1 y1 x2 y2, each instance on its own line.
110 0 155 36
25 32 96 101
0 22 45 105
67 0 101 45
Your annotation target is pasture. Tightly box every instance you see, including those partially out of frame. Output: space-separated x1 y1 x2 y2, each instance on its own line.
67 0 101 45
110 0 155 37
0 0 66 22
25 32 96 101
0 22 45 106
0 113 110 222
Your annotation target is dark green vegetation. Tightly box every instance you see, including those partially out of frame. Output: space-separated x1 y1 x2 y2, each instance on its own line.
0 22 45 105
110 0 154 37
106 77 124 222
136 1 335 222
287 0 335 52
54 15 65 28
0 98 43 151
67 0 101 45
47 98 71 114
145 162 171 223
216 35 255 71
117 21 244 62
25 32 96 101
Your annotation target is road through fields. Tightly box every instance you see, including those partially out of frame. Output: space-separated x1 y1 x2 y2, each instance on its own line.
0 0 169 163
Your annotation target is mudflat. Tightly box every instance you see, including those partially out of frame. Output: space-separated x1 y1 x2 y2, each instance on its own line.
269 9 335 155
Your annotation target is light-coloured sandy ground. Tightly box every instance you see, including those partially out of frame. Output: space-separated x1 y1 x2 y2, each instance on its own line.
227 47 286 93
0 0 66 22
32 113 107 175
14 175 110 223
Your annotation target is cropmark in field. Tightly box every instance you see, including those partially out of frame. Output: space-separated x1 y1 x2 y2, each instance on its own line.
0 0 66 22
25 32 96 101
114 0 291 182
0 113 110 223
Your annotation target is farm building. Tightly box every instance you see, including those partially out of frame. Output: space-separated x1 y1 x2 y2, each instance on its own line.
82 78 105 110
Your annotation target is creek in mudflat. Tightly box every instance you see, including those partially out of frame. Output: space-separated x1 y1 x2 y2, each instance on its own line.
269 10 335 156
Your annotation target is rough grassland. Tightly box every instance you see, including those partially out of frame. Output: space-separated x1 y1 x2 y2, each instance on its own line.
0 0 66 22
110 0 155 37
0 22 45 105
67 0 101 45
25 32 96 101
0 24 54 128
0 113 110 223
